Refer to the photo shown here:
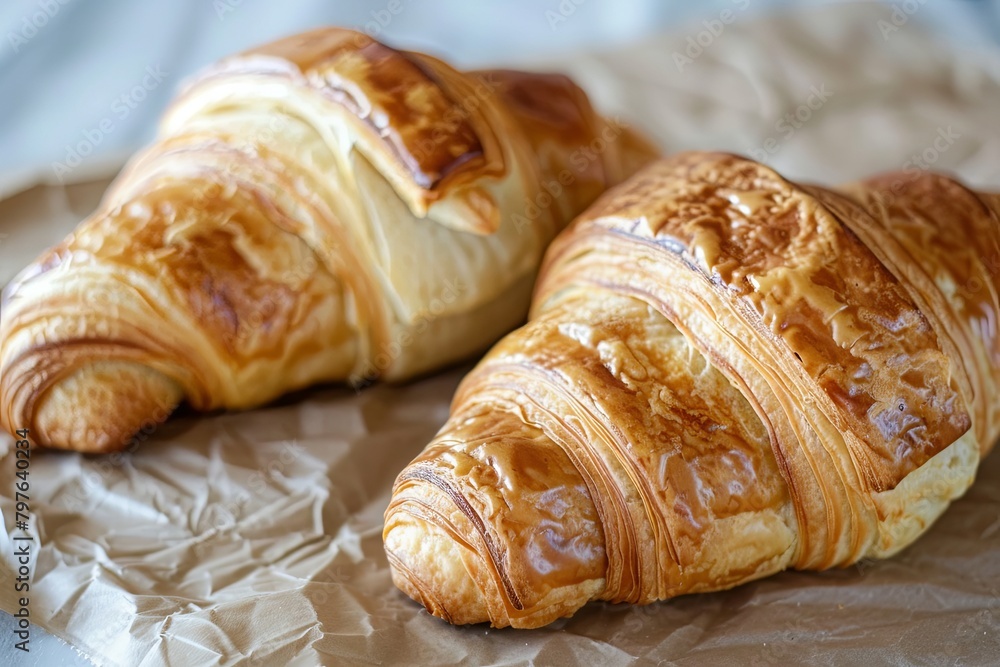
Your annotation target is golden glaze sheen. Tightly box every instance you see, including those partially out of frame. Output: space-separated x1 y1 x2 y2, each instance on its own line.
384 152 997 628
0 27 659 452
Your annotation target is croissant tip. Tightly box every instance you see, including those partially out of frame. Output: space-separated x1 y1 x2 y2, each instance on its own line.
30 361 182 453
383 514 494 627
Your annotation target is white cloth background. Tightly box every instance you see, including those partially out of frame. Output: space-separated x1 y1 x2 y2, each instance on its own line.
0 0 998 175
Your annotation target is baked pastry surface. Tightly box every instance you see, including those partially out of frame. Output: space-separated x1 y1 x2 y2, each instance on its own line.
385 152 999 628
0 28 657 451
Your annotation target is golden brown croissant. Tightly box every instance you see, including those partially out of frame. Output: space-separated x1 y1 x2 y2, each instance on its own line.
384 151 1000 628
0 28 658 452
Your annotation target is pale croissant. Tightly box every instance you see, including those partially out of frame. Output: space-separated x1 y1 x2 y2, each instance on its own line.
0 28 658 452
384 152 1000 628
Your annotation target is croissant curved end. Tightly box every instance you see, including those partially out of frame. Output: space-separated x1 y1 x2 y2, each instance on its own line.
384 405 610 628
384 513 492 626
384 499 606 629
28 362 182 454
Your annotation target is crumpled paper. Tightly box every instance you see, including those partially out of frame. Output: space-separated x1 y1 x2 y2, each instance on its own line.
2 3 1000 665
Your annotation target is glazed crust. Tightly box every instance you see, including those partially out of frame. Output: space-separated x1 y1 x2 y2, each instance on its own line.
384 152 997 628
0 28 658 452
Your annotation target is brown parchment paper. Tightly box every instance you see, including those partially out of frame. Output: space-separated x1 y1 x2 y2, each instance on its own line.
2 4 1000 665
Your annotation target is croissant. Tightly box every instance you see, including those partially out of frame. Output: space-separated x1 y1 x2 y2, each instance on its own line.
0 28 657 452
384 151 1000 628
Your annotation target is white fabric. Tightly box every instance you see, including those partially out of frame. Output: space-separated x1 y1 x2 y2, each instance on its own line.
0 0 997 174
